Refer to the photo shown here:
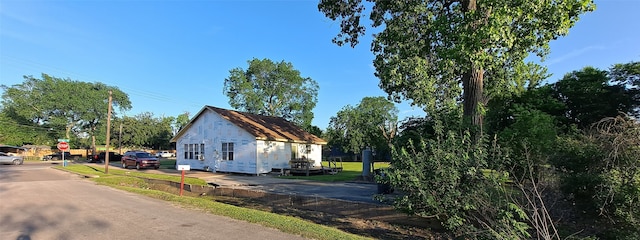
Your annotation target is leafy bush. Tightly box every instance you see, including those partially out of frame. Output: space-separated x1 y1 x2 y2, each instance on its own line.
386 128 530 238
496 108 558 181
553 116 640 239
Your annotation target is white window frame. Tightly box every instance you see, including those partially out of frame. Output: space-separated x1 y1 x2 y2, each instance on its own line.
183 143 206 160
222 142 234 161
199 143 205 161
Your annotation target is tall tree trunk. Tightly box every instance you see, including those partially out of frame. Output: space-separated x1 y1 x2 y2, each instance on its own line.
463 65 484 127
92 135 96 156
461 0 484 127
65 123 72 140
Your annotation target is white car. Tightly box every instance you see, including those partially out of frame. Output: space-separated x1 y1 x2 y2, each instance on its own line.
156 151 174 158
0 152 23 165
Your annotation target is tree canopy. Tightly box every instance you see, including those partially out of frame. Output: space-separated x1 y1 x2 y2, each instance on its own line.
609 61 640 116
223 58 319 128
553 66 638 129
172 112 190 136
319 0 594 126
326 96 397 158
0 74 131 147
111 112 174 150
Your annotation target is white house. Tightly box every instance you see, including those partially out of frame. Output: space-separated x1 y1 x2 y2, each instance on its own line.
170 106 327 175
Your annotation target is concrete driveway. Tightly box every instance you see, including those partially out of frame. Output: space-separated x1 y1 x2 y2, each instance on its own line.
201 173 381 204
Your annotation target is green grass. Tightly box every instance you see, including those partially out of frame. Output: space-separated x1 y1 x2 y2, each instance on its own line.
159 159 176 168
55 164 371 240
280 161 390 182
57 164 208 186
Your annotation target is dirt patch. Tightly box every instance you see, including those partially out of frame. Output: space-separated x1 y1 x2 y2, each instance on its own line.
150 183 449 239
214 195 447 240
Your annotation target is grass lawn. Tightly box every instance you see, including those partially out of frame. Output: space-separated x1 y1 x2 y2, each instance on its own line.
58 164 208 186
55 164 370 240
159 159 176 168
279 161 390 182
158 159 389 182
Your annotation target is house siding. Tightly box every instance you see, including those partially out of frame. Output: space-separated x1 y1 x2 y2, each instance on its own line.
174 106 325 175
256 140 290 173
176 110 259 174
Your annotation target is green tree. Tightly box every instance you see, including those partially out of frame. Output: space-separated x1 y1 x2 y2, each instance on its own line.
326 97 397 159
609 61 640 116
319 0 594 126
0 111 52 146
305 125 323 138
173 112 190 135
113 112 173 150
553 66 636 129
394 117 434 151
223 58 319 128
1 74 131 148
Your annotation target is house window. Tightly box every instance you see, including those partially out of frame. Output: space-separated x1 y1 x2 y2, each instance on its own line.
305 144 312 153
222 142 234 161
184 144 188 159
183 143 206 160
199 143 205 161
291 144 297 160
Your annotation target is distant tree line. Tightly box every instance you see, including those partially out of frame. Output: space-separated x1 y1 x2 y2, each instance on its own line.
0 74 190 151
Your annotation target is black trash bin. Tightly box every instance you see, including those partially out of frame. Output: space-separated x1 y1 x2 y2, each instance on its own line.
374 169 394 194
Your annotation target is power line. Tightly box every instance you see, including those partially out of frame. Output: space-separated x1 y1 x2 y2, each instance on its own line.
0 120 65 131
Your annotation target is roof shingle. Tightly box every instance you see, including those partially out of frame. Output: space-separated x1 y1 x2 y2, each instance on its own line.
172 106 326 144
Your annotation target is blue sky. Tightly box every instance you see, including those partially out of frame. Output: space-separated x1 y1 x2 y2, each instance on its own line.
1 0 638 130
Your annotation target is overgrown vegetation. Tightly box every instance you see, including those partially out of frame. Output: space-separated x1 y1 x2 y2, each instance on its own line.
553 116 640 239
381 62 640 239
385 124 533 239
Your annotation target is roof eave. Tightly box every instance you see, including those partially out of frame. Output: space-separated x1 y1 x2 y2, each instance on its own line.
170 106 211 142
255 137 327 145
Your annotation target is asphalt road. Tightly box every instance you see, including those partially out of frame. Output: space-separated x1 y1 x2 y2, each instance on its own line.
0 163 307 240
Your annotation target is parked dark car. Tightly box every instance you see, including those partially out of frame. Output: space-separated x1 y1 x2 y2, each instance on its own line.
89 152 122 163
121 151 160 170
42 152 81 161
0 152 23 165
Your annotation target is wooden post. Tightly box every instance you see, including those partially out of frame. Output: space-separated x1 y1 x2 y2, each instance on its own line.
180 170 185 196
105 91 112 174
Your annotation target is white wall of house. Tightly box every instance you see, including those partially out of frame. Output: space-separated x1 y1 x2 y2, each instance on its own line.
175 109 325 174
289 143 323 165
256 140 288 173
176 110 259 174
255 141 324 173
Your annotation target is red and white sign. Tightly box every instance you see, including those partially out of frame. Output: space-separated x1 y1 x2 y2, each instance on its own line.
57 142 69 151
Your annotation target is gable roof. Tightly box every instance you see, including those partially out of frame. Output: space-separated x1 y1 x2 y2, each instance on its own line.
170 106 326 144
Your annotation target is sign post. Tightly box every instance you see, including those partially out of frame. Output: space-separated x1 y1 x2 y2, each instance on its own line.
57 141 69 167
177 165 191 196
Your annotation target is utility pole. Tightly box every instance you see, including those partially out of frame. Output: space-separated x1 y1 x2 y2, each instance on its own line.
119 123 123 155
105 90 112 174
